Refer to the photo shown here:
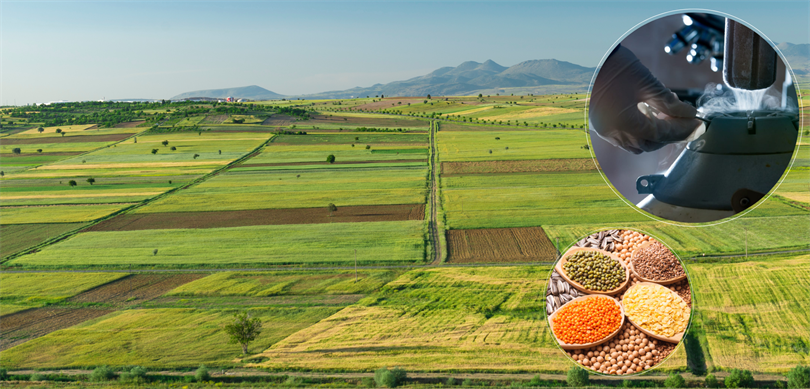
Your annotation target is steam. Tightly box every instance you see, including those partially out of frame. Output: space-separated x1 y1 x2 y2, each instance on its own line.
697 83 784 117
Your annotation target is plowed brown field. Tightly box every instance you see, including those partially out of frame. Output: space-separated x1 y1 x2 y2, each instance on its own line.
442 159 597 175
87 204 426 231
0 308 114 350
446 227 557 263
68 273 206 304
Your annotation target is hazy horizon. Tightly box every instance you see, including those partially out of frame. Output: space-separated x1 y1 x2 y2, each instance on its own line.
3 1 809 104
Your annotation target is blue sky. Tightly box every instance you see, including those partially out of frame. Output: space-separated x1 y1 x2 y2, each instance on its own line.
2 1 809 104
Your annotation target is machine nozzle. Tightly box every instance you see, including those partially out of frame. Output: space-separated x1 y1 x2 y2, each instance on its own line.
723 19 777 90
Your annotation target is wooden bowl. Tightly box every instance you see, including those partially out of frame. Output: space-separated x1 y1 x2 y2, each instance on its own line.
555 247 630 296
621 282 689 343
548 294 625 350
629 241 688 286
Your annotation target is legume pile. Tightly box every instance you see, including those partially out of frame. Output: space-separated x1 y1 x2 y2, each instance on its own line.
623 283 690 337
551 295 622 345
566 322 677 375
562 250 626 291
631 241 685 281
551 229 691 375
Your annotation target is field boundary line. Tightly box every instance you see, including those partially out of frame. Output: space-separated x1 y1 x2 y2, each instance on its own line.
1 135 275 265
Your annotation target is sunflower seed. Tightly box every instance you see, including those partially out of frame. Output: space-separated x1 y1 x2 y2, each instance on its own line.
550 281 558 295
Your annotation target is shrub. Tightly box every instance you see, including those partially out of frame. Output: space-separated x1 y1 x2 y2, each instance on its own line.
284 376 304 387
171 146 177 151
787 365 810 389
120 366 148 384
0 369 6 380
446 377 457 386
29 373 44 382
195 364 210 382
374 367 406 388
705 374 719 388
462 378 474 387
365 145 371 150
664 373 686 388
12 147 21 154
326 154 336 163
359 377 375 387
566 366 589 387
725 369 754 388
89 365 116 381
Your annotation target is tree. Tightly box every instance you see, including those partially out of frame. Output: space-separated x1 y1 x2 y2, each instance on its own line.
193 154 200 159
327 203 337 216
374 367 406 388
566 366 588 387
151 149 158 154
87 177 95 185
12 147 21 154
170 146 177 151
37 126 44 133
326 154 336 164
89 365 116 381
162 140 169 146
664 373 686 388
478 93 483 98
427 94 431 99
37 149 43 153
223 311 263 355
787 366 810 389
68 180 77 187
725 369 754 388
56 128 62 133
365 145 371 150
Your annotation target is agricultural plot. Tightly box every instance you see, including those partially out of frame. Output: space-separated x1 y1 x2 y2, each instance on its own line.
1 204 132 224
442 159 596 175
0 223 86 257
543 213 809 258
446 227 557 263
0 179 178 206
8 221 426 269
441 171 649 229
272 133 427 145
1 307 115 351
90 204 424 231
0 272 125 314
437 130 590 162
689 254 809 372
245 144 427 166
253 266 684 373
166 270 399 298
1 307 340 368
137 168 427 213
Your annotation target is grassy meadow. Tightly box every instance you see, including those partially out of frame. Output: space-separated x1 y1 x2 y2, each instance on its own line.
437 130 590 162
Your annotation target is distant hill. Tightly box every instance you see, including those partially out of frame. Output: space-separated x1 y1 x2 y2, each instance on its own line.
300 59 595 99
170 85 285 100
776 42 810 74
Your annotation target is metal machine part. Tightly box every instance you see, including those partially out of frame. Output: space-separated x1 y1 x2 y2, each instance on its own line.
723 19 777 90
665 14 725 72
636 110 798 221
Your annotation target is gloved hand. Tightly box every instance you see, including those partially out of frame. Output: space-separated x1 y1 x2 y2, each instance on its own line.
590 45 701 154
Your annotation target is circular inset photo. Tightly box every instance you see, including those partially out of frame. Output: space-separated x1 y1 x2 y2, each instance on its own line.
546 229 692 375
588 12 800 223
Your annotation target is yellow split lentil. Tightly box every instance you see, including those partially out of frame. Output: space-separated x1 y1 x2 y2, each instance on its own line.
622 283 690 337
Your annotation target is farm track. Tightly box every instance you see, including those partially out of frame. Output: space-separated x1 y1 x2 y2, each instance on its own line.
428 121 442 264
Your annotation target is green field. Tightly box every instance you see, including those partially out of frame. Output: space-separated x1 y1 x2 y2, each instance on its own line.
0 307 339 368
253 265 684 372
441 171 650 229
689 254 810 373
1 204 131 224
0 272 125 313
136 168 427 213
273 133 427 145
437 130 590 162
167 270 400 297
9 221 426 268
0 223 86 257
246 144 427 165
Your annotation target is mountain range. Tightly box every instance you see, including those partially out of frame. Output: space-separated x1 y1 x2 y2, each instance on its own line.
170 43 810 100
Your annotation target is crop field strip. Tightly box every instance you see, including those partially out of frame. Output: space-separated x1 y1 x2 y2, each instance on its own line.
442 159 597 175
446 227 557 264
0 272 126 315
0 223 88 257
88 204 425 231
0 270 399 368
8 221 427 269
437 130 590 162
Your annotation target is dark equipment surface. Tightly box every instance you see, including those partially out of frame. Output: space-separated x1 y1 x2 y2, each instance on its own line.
637 110 798 211
723 19 777 90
